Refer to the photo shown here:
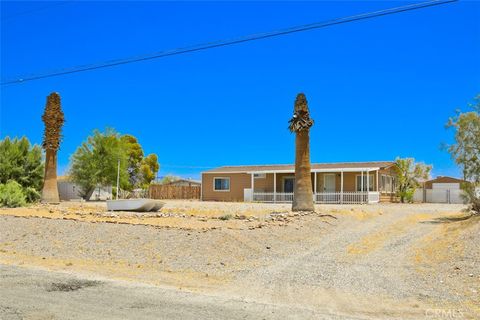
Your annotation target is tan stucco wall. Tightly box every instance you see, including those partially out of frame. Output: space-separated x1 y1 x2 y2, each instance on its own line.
202 173 252 202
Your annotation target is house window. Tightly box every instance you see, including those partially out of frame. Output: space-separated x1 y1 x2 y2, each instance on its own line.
213 177 230 191
254 173 266 179
356 174 374 191
381 175 395 193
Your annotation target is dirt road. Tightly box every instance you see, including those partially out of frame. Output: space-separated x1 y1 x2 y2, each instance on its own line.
0 203 478 319
1 265 340 320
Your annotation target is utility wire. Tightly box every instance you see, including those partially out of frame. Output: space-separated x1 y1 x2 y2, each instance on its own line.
1 0 457 85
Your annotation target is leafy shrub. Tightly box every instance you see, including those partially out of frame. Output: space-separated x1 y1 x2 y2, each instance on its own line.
24 187 41 203
461 182 480 215
0 181 27 208
0 137 43 203
219 214 233 220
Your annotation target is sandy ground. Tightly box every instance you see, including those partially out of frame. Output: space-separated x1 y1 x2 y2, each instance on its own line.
0 201 479 319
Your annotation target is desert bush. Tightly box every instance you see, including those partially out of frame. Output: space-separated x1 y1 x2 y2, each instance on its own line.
24 187 42 203
445 95 480 215
400 189 415 203
395 158 431 203
0 137 44 203
219 214 233 221
460 182 480 215
0 181 27 207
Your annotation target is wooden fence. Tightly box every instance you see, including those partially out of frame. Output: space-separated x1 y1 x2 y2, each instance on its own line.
148 185 201 200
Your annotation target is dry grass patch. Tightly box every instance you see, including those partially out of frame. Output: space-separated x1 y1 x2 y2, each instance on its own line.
413 213 479 266
0 249 227 291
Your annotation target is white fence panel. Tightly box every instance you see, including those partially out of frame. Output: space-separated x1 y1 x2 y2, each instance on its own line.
413 188 424 202
427 189 447 203
449 189 465 204
424 189 465 204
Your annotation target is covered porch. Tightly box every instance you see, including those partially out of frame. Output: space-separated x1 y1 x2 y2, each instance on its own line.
247 168 381 204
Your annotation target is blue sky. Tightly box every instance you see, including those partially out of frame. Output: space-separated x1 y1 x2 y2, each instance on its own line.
1 1 479 180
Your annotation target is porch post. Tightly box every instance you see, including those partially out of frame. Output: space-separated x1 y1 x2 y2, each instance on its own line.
314 171 317 203
251 173 255 202
340 170 344 204
376 170 379 192
367 170 370 204
361 170 364 204
273 172 277 203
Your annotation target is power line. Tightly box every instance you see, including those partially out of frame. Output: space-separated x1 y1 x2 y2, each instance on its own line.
1 0 457 85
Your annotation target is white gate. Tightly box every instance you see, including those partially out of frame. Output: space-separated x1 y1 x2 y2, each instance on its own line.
425 189 465 204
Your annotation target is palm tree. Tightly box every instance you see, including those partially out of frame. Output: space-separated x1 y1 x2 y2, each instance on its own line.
289 93 314 211
41 92 65 203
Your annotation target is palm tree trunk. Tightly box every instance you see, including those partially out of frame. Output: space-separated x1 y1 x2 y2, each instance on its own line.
292 130 314 211
41 149 60 203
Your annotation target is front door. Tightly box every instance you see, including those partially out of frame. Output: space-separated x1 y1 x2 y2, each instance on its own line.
324 174 336 192
283 177 295 193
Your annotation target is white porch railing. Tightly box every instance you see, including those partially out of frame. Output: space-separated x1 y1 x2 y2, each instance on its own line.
253 192 294 203
252 192 380 204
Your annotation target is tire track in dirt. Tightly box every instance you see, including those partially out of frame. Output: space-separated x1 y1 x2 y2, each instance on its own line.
226 212 431 319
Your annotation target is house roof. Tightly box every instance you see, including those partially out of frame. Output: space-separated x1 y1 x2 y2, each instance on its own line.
165 179 201 185
203 161 395 174
423 176 467 189
425 176 466 184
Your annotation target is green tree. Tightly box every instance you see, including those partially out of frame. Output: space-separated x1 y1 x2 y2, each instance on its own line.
70 129 129 199
69 129 160 198
0 137 44 202
395 157 431 203
121 134 144 189
446 95 480 214
140 154 159 186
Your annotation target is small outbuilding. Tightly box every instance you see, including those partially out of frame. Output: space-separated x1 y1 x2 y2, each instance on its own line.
414 176 467 204
57 176 112 201
424 176 465 190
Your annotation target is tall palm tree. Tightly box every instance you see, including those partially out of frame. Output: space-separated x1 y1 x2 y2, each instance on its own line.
41 92 65 203
289 93 314 211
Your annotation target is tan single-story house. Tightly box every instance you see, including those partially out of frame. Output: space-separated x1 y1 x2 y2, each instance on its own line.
201 161 398 204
